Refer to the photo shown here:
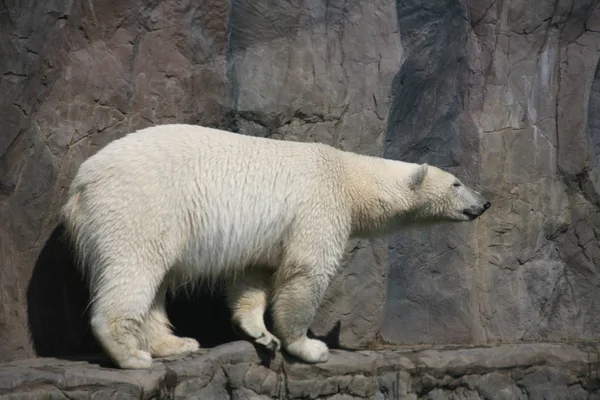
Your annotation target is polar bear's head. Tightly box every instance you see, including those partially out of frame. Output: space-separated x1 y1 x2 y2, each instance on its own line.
407 163 491 223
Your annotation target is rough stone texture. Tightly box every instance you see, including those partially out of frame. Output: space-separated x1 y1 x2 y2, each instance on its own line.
466 0 600 346
1 0 600 368
381 0 600 346
1 342 600 399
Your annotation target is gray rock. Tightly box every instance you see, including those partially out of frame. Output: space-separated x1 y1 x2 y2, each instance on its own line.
1 342 599 399
381 0 600 348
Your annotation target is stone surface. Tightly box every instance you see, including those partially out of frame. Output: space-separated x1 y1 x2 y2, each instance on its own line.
1 0 600 366
2 342 600 399
381 0 600 346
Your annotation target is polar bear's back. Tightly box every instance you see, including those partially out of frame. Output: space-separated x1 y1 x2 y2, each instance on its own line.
64 124 347 278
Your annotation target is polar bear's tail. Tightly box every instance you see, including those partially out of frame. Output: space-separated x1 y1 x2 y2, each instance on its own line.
61 186 95 281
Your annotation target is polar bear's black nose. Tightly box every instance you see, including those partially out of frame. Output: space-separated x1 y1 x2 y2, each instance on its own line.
484 201 491 210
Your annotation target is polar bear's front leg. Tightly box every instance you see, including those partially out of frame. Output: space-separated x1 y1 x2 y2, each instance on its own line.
271 267 336 364
227 268 281 352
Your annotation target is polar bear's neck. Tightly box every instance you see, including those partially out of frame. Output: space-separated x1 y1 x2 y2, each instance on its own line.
341 152 417 237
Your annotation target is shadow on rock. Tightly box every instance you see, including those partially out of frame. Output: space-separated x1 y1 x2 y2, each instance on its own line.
308 320 351 351
28 223 241 361
166 288 240 348
27 223 100 358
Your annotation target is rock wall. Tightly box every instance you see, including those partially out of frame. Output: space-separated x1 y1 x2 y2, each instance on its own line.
381 0 600 346
1 0 600 363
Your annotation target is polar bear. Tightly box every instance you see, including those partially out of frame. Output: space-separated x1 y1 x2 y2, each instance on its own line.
61 123 490 369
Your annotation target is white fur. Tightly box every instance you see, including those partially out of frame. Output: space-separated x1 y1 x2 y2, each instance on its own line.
61 124 489 369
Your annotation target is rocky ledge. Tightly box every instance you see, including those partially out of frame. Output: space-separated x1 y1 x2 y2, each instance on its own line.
1 341 600 399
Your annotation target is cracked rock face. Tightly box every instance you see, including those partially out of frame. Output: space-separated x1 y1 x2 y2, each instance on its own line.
1 0 600 365
381 0 600 346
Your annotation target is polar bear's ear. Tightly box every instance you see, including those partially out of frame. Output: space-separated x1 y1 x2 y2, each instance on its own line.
409 163 428 190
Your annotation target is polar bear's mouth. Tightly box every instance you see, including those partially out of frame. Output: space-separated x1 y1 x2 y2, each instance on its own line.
462 201 491 220
462 209 481 220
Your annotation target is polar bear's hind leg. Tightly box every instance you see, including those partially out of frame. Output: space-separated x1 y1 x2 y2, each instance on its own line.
227 268 281 352
88 261 162 369
142 284 200 358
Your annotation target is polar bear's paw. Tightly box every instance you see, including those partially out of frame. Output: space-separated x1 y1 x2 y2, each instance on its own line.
150 335 200 358
118 349 153 369
285 338 330 363
255 331 281 352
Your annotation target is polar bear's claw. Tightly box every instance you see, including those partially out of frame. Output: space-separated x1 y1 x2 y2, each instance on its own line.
256 332 281 352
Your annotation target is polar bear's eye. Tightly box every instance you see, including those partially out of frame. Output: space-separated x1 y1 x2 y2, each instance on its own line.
453 182 461 187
